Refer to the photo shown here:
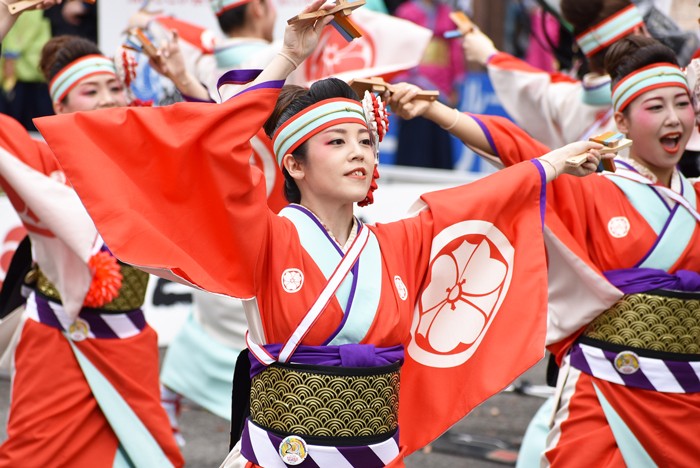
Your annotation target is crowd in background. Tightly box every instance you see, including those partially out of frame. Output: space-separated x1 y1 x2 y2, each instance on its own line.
1 0 699 165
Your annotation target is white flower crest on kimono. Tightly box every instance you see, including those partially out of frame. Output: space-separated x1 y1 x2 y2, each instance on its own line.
417 239 508 353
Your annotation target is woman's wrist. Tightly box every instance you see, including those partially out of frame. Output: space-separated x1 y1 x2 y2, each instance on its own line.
424 102 457 128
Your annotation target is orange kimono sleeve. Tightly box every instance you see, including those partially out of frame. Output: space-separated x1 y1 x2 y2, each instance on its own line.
467 113 594 245
34 83 284 299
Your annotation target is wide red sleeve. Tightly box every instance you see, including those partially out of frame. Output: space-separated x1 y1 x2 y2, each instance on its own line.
468 113 595 246
33 85 283 299
372 160 549 455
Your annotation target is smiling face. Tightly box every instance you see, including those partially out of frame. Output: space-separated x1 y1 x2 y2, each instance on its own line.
284 122 374 208
54 74 127 114
615 86 694 179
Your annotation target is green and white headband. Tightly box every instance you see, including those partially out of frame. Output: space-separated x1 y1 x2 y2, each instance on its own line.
49 54 118 103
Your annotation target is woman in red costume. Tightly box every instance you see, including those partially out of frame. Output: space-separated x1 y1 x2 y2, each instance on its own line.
33 2 607 466
0 35 183 468
389 35 700 467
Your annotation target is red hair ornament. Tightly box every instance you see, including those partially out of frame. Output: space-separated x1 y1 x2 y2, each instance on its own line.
359 91 390 207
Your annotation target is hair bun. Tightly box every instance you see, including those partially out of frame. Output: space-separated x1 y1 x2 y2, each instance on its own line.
605 36 677 86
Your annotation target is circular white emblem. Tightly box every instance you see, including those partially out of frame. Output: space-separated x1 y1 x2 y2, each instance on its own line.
281 269 304 293
408 220 514 368
69 318 89 341
49 170 66 184
278 435 308 465
394 276 408 301
608 217 630 238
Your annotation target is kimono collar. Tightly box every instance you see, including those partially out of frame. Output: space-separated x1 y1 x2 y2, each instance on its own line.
620 156 682 192
291 204 358 253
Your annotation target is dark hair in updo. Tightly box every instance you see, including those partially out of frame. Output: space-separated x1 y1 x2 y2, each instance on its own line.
39 36 103 103
218 3 251 35
561 0 635 72
263 78 360 204
605 36 678 89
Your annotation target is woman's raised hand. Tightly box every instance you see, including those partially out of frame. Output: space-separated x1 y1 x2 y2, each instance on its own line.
1 0 61 40
461 27 498 66
540 141 608 181
281 0 334 65
384 83 434 120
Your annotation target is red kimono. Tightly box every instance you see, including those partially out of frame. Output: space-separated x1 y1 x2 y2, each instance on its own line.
35 80 551 467
469 113 700 468
0 115 184 468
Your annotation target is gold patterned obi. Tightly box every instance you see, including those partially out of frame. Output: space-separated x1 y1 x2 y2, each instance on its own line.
31 264 149 312
250 361 401 439
583 291 700 354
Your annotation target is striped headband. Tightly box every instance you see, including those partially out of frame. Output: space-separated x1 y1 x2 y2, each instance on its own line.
575 5 645 57
210 0 255 16
272 98 368 167
49 55 117 103
611 63 689 113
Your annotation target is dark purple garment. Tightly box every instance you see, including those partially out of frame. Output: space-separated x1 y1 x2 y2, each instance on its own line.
603 268 700 294
249 343 405 378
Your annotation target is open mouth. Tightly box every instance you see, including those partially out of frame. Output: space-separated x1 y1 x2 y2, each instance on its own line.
345 168 366 179
660 133 681 153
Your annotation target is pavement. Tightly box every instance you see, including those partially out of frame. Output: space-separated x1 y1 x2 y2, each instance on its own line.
0 354 550 468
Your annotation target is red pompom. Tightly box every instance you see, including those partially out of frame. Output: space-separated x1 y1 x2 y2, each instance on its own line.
358 166 380 207
83 251 123 308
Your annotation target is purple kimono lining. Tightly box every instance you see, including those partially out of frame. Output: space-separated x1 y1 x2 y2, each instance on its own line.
216 69 285 100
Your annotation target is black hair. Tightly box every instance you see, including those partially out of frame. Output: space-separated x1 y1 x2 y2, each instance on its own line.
218 0 268 36
40 36 102 104
561 0 635 72
263 78 360 203
605 36 678 89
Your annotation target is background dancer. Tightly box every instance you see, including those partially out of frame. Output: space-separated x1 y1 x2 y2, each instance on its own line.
34 1 608 466
0 34 183 468
461 0 648 150
390 35 700 468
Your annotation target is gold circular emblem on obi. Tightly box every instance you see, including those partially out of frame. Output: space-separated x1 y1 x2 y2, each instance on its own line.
614 351 640 375
69 319 89 342
278 435 308 465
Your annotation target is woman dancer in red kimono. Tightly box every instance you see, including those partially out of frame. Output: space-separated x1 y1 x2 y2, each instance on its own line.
0 36 184 468
34 2 606 466
389 36 700 467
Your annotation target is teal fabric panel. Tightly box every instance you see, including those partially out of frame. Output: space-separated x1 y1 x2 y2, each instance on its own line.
160 313 240 420
364 0 388 14
215 42 269 68
580 83 612 106
515 397 554 468
605 175 669 234
606 173 696 270
328 231 382 345
67 337 175 468
592 382 658 468
280 207 354 313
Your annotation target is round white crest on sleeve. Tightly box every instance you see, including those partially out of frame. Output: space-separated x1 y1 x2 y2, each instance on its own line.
281 269 304 293
607 217 630 238
394 275 408 301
